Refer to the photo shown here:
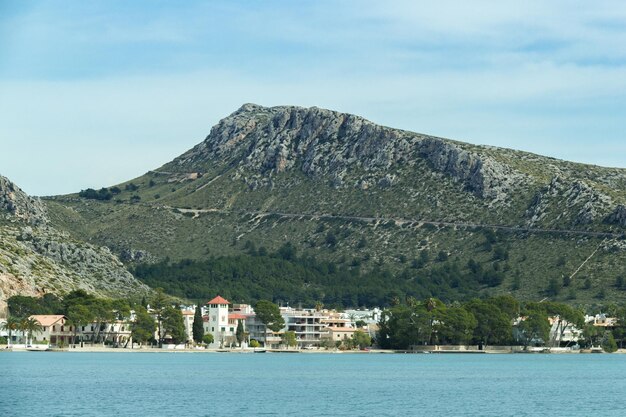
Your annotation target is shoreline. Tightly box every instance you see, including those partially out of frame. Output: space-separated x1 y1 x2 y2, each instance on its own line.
3 345 625 354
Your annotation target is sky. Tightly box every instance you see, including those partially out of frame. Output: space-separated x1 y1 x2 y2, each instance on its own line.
1 1 626 196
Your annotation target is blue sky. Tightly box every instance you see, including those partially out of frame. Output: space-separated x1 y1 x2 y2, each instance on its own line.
1 1 626 196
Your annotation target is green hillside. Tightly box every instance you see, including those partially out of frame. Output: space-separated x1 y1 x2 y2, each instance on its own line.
44 104 626 306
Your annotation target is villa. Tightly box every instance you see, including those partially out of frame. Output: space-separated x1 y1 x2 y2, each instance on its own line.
29 315 74 346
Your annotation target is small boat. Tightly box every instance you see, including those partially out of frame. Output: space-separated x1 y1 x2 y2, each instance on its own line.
26 344 50 352
253 348 267 353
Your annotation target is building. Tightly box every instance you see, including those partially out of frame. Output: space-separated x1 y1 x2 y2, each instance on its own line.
80 320 132 346
245 314 282 348
182 310 196 343
204 295 232 347
30 315 74 346
282 307 326 348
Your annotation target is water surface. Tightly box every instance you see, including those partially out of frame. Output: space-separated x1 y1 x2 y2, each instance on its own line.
1 352 625 416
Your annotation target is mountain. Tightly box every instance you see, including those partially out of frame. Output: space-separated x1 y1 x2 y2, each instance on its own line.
0 175 150 313
44 104 626 305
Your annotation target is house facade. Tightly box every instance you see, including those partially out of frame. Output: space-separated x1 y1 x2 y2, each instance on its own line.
30 315 74 346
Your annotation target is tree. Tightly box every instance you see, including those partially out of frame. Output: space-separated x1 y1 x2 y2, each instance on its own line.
21 317 43 345
325 231 337 247
0 316 21 347
546 278 560 297
543 302 584 347
236 320 245 346
67 304 93 348
161 306 186 345
132 306 156 346
351 330 372 349
202 333 214 346
282 331 297 349
8 295 45 317
464 299 512 346
151 288 168 347
192 305 204 344
562 276 572 287
602 332 618 353
436 307 477 345
516 309 550 347
254 300 285 333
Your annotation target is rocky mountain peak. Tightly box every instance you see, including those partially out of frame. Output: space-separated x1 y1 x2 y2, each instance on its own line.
0 175 48 225
167 104 528 203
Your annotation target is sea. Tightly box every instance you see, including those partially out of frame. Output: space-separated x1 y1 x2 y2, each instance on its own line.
1 351 625 416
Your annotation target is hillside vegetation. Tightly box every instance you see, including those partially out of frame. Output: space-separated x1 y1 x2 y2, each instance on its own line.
44 104 626 306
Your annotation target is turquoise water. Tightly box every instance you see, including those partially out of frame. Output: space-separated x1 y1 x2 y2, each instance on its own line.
1 352 625 416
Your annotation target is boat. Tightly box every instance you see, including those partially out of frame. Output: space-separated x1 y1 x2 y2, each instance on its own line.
26 344 50 352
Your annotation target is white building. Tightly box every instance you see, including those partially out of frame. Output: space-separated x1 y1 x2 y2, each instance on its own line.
282 307 326 348
182 310 195 343
30 315 74 346
204 296 233 347
80 320 132 347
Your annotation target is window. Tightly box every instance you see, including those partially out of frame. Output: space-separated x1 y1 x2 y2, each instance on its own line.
221 327 225 332
230 328 234 332
211 327 214 332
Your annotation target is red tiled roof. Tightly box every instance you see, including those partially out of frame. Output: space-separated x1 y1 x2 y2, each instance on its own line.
228 313 247 320
30 315 66 326
207 295 230 305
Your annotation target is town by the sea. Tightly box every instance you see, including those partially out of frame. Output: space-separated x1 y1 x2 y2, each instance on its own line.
2 352 626 416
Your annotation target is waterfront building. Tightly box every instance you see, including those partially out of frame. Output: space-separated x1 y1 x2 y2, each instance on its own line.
181 310 195 343
80 320 132 346
29 315 74 346
204 295 233 347
282 307 326 348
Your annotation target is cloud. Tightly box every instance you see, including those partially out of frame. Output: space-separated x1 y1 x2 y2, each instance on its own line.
1 1 626 194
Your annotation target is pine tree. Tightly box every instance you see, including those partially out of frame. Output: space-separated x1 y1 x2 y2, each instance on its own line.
192 304 204 344
236 320 245 346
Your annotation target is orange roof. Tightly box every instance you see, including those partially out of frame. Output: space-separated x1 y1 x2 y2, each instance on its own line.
327 327 358 333
30 315 66 326
207 295 230 305
229 313 247 320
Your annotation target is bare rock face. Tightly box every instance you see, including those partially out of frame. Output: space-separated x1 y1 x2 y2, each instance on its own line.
169 104 525 203
0 174 151 309
605 205 626 227
416 138 525 202
0 175 48 225
526 176 613 227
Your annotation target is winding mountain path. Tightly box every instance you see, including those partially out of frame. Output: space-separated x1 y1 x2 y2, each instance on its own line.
163 205 625 239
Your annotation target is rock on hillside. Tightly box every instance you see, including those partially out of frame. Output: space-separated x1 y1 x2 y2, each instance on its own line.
0 175 48 225
0 174 150 312
167 104 527 204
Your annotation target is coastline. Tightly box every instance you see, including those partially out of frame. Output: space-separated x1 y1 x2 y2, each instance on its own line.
3 344 625 354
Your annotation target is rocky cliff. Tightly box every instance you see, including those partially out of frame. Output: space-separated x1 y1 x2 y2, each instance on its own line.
0 174 150 313
168 104 528 204
0 176 48 225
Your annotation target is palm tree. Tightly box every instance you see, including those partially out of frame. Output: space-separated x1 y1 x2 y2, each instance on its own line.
1 316 21 347
21 317 43 345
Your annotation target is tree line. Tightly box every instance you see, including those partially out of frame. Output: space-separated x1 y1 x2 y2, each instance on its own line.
3 290 186 347
132 242 510 309
378 295 623 352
